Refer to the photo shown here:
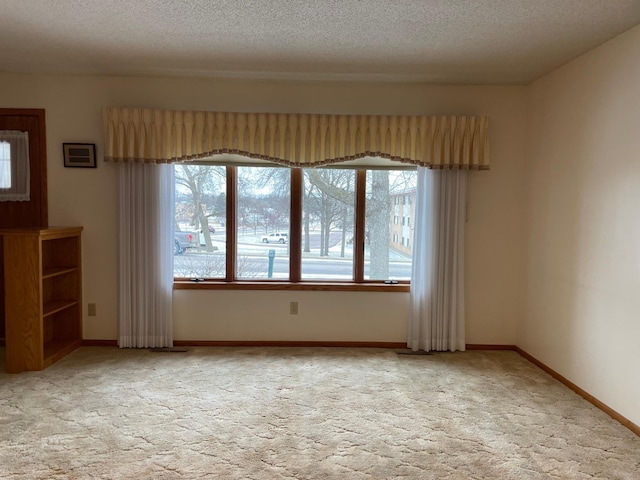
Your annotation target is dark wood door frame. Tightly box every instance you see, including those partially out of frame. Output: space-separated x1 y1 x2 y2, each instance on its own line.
0 108 48 343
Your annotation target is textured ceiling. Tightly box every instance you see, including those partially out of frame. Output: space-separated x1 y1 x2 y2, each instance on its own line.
1 0 640 84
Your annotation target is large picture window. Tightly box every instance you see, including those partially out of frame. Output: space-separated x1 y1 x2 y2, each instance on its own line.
173 164 416 286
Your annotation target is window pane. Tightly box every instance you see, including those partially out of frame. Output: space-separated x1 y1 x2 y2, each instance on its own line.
301 169 355 280
173 165 227 278
0 142 10 189
365 170 417 280
237 166 290 279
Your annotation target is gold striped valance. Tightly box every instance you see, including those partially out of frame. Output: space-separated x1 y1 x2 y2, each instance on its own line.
102 108 489 169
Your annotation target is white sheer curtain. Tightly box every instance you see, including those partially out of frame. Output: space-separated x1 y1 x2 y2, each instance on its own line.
0 130 30 201
409 167 467 352
118 163 174 348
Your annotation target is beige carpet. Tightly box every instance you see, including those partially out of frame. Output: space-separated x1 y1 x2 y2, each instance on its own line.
0 347 638 479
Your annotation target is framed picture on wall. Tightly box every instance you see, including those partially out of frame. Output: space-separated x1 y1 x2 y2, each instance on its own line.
63 143 96 168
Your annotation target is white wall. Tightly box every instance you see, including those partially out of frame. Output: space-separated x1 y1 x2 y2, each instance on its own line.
0 74 527 344
521 24 640 425
173 290 408 342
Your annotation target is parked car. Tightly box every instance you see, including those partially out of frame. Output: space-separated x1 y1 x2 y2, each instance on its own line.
261 232 288 244
174 229 198 255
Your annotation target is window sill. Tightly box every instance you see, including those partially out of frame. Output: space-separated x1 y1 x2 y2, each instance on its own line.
173 281 410 292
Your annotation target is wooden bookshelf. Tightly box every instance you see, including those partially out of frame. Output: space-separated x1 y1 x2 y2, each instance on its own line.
1 227 83 373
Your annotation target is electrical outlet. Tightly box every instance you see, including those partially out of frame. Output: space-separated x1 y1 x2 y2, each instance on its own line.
88 303 97 317
290 301 298 315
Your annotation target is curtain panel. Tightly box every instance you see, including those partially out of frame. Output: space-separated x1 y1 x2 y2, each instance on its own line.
409 168 467 352
118 162 174 348
103 108 489 169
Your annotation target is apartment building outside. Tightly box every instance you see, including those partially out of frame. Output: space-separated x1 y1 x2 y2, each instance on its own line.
389 188 416 256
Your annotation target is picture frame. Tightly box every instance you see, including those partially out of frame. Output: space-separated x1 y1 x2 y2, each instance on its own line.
63 143 96 168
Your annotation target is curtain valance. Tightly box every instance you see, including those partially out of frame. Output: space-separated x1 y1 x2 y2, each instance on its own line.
103 108 489 169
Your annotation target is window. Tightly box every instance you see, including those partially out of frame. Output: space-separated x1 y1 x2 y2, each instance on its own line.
364 170 417 280
173 165 227 279
173 164 416 285
0 131 30 201
0 142 10 189
237 166 290 280
302 168 355 280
